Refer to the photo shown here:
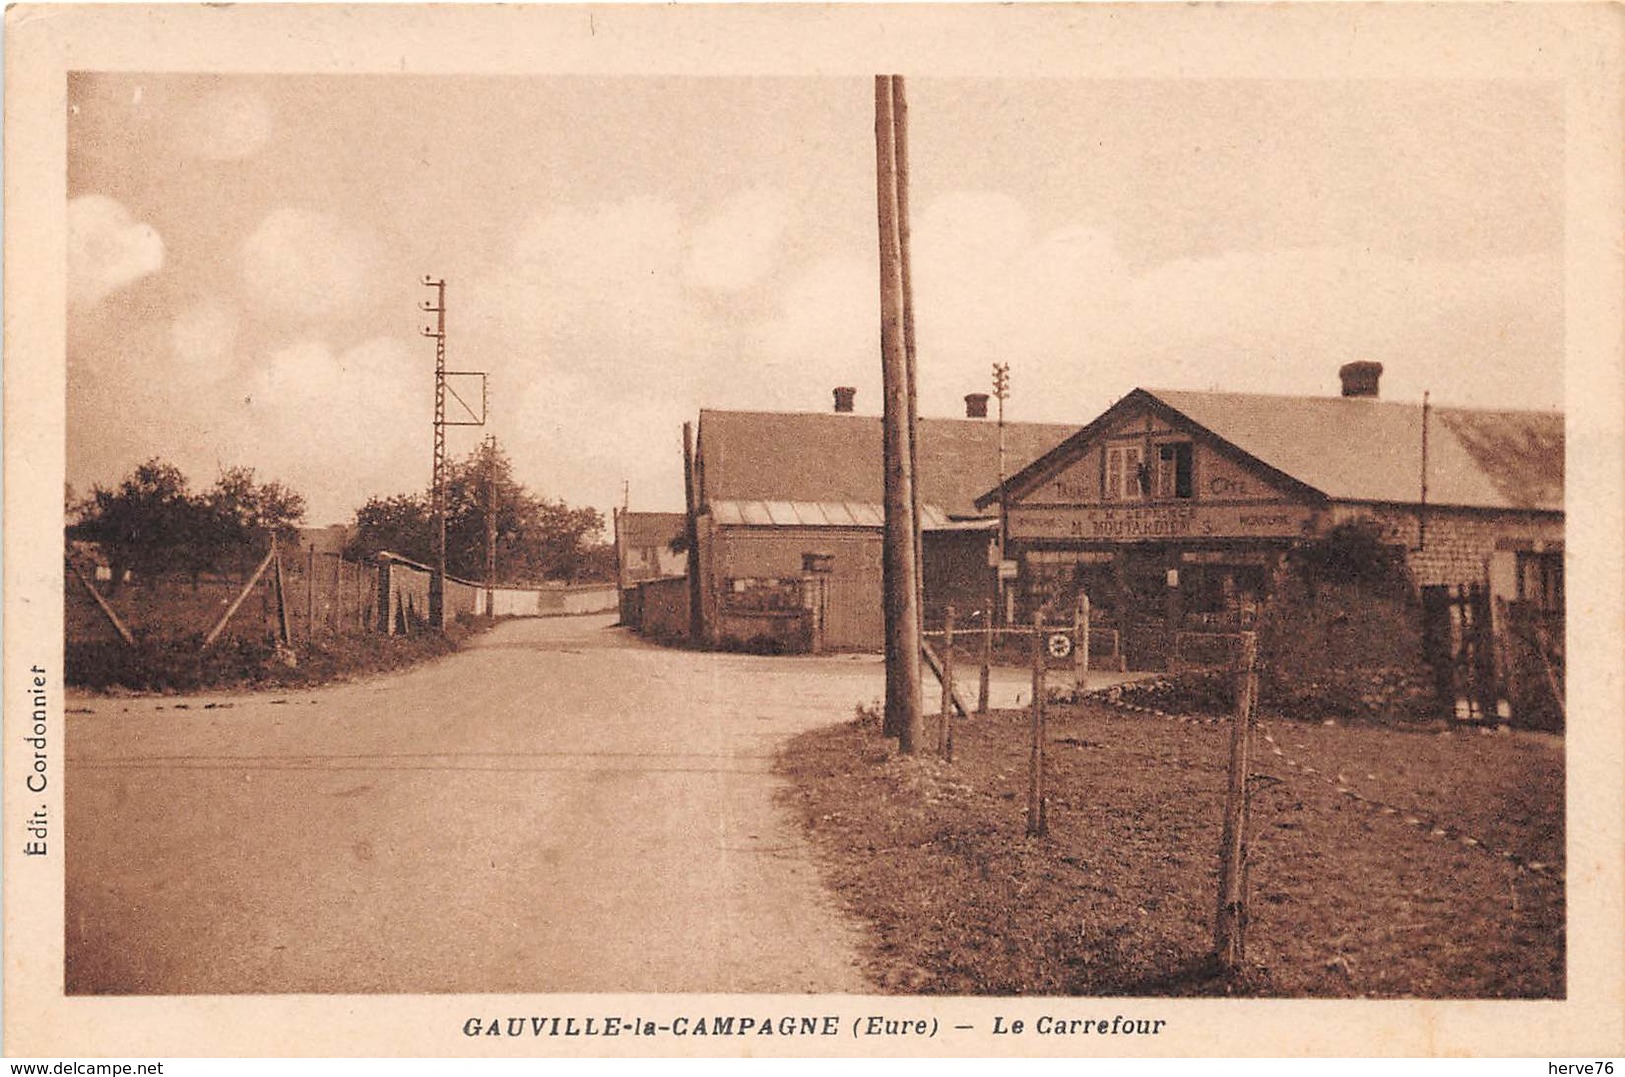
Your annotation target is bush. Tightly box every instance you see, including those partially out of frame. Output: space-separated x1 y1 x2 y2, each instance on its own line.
1284 520 1412 598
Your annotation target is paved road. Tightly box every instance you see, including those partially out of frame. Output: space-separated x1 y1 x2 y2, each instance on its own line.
66 615 887 994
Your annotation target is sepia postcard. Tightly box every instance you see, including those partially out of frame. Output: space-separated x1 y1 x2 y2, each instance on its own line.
5 2 1623 1060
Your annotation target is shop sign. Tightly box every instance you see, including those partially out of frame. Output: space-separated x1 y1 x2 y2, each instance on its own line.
1008 503 1317 541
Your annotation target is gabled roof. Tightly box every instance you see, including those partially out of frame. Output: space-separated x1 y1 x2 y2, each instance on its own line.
697 409 1075 522
618 511 685 547
989 388 1563 513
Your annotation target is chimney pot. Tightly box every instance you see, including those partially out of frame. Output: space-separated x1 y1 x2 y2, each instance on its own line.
964 392 990 418
1339 361 1383 398
832 386 856 413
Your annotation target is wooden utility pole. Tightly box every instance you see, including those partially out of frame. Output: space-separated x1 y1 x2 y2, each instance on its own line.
683 421 704 644
306 544 316 637
893 76 926 648
1215 631 1259 971
992 363 1012 626
875 74 923 752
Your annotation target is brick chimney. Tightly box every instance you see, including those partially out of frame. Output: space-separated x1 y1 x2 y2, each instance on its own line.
832 386 856 413
1338 361 1383 398
964 392 990 418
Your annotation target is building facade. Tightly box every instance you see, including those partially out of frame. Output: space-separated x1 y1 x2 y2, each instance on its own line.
983 365 1563 669
688 396 1074 651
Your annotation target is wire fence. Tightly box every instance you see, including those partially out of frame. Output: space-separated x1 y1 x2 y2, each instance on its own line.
916 600 1262 972
67 547 381 648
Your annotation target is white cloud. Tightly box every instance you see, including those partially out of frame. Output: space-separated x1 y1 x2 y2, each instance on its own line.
468 197 693 373
686 188 792 292
170 301 239 381
753 190 1563 425
746 254 882 412
234 336 429 522
241 208 378 323
67 195 164 308
178 87 273 161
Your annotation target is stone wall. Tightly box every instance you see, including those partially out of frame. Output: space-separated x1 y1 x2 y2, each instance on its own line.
1332 504 1562 588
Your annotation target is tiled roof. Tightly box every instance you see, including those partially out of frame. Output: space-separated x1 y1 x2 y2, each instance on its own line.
1149 389 1563 512
618 511 686 547
698 410 1075 521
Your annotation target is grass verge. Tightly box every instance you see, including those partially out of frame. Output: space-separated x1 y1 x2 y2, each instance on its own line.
777 702 1563 997
66 618 493 694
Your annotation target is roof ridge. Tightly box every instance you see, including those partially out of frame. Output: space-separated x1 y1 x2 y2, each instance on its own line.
1148 386 1563 418
700 407 1077 428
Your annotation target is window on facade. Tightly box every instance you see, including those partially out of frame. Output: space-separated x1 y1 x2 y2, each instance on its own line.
1516 552 1564 612
1157 442 1194 499
1104 445 1145 501
723 577 803 611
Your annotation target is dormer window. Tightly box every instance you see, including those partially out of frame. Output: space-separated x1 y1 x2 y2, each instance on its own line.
1157 442 1194 499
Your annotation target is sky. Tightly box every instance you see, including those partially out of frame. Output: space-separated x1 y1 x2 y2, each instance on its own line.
66 74 1564 526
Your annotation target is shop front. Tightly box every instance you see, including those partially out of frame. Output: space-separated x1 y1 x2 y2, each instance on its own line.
991 391 1327 671
1017 540 1293 671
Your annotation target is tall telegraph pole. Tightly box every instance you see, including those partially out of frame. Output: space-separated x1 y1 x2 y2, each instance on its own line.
875 74 923 753
420 276 488 630
421 276 449 630
993 362 1011 625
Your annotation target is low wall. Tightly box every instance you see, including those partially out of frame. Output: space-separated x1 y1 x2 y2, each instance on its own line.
474 584 618 618
637 577 690 642
376 554 613 627
377 559 477 633
716 607 810 654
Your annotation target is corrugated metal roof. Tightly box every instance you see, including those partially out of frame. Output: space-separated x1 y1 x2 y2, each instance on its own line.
698 410 1074 518
710 500 954 529
1149 389 1563 512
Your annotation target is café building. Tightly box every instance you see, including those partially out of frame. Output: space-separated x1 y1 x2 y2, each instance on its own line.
979 363 1564 669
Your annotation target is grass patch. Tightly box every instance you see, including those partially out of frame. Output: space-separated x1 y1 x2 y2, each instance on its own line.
66 618 493 694
778 702 1563 997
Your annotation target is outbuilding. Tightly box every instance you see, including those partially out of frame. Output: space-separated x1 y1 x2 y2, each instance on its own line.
687 390 1074 651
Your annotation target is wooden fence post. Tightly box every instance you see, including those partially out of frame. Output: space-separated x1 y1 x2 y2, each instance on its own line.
939 605 956 758
1074 593 1091 696
1215 630 1258 971
978 612 992 714
68 560 136 646
272 543 292 645
338 555 347 632
1027 612 1048 836
202 546 278 647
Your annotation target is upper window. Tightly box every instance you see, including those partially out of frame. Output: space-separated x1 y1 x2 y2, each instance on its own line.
1157 442 1194 499
1104 445 1145 501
